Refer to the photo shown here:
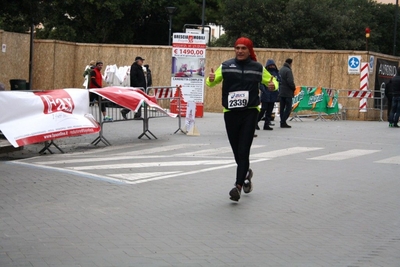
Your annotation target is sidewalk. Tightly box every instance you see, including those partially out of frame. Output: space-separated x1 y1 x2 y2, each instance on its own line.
1 113 400 267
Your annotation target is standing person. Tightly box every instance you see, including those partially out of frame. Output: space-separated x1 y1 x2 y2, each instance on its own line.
388 67 400 127
89 61 113 121
278 58 296 128
256 59 280 131
121 56 146 119
83 60 96 105
144 64 152 88
206 37 278 202
385 80 393 122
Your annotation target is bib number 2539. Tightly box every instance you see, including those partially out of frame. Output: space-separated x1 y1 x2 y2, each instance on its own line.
228 91 249 109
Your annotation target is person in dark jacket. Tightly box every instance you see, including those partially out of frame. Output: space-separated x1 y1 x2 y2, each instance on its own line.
387 66 400 127
256 59 281 130
278 58 296 128
206 37 278 202
385 79 393 121
121 56 147 119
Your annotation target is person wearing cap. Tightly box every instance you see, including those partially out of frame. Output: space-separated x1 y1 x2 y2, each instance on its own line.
206 37 278 202
121 56 147 119
279 58 296 128
89 61 113 121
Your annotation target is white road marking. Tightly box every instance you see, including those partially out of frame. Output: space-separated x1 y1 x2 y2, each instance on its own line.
109 171 182 181
179 145 265 156
308 149 380 161
8 161 128 185
32 155 172 165
68 160 236 170
252 147 323 159
375 156 400 165
124 158 268 184
112 144 206 156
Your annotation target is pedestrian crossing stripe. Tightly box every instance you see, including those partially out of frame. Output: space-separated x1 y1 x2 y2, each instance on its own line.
111 159 268 185
68 160 236 171
113 143 207 156
33 155 173 165
179 145 264 157
308 149 380 161
109 171 182 181
374 156 400 165
252 147 323 159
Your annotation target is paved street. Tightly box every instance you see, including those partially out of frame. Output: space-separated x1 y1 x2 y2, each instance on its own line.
1 113 400 267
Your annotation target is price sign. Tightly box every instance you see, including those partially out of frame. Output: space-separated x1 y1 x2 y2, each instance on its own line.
173 48 205 58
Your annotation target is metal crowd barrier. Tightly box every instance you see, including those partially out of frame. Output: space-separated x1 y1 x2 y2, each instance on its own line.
145 86 185 136
335 88 385 121
89 86 185 146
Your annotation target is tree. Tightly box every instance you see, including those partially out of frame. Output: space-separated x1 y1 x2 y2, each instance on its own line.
217 0 289 48
0 0 46 32
0 0 233 45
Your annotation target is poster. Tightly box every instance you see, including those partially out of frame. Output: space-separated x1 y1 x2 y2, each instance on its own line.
292 86 339 114
171 33 206 117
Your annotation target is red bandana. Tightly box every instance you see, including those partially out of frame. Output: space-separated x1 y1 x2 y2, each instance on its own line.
234 37 257 62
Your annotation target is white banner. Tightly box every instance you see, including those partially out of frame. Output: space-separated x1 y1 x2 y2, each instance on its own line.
0 89 100 147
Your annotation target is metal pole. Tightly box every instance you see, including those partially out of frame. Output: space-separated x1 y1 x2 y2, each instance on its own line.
29 23 34 89
394 0 399 55
201 0 205 34
168 15 172 46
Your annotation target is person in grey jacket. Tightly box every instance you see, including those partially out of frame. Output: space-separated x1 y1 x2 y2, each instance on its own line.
278 58 296 128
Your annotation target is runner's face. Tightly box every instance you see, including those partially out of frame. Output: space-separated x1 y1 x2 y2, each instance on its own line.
96 64 103 70
235 44 250 61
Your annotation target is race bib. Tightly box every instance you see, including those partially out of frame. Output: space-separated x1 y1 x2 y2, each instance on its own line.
228 91 249 109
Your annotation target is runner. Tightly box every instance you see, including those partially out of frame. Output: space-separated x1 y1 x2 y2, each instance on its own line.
206 37 278 202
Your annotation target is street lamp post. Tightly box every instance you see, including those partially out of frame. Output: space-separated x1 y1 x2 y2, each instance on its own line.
201 0 205 34
394 0 399 55
165 7 177 46
365 27 370 51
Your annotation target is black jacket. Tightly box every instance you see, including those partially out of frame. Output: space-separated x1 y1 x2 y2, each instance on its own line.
279 62 296 98
386 74 400 97
130 62 146 90
220 57 262 110
260 59 280 103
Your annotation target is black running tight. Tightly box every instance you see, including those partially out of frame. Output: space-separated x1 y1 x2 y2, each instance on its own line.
224 108 258 186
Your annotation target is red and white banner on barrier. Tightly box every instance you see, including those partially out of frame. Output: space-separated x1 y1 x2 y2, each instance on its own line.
154 87 174 99
0 89 100 147
347 90 373 98
0 87 177 148
359 62 369 112
89 86 178 117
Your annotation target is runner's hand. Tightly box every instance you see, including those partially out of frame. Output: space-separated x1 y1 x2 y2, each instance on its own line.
209 68 215 82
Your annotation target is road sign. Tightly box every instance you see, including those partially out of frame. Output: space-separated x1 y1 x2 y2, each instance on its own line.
348 56 361 74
